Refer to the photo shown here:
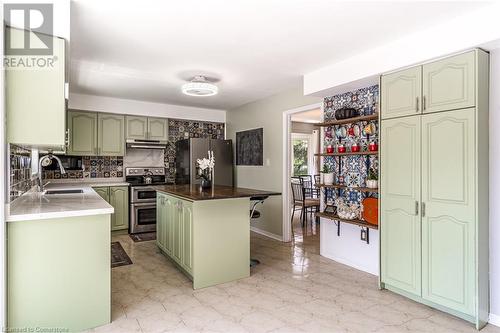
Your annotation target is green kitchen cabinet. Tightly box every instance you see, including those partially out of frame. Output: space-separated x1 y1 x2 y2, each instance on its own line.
126 116 148 140
380 115 421 297
381 66 422 119
181 201 193 274
109 186 129 231
67 111 98 156
94 187 109 202
126 115 168 141
380 49 489 329
421 108 476 316
98 113 125 156
172 198 183 264
6 27 67 149
148 117 169 141
156 194 166 252
422 51 475 114
7 214 111 332
157 193 191 273
93 186 128 232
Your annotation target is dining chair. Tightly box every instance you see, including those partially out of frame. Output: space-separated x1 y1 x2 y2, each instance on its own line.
299 175 313 198
290 180 320 235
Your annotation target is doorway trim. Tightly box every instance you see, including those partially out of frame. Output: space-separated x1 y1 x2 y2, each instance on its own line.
282 102 323 242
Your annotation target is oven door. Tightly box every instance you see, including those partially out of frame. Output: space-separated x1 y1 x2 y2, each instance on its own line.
131 187 157 203
130 202 157 234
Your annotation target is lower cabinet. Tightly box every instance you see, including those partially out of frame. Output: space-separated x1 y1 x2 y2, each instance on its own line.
157 193 193 276
94 186 129 232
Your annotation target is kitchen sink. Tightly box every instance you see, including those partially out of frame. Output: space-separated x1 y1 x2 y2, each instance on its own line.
44 189 84 195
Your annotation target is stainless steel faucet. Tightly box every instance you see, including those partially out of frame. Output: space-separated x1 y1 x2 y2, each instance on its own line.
38 154 66 192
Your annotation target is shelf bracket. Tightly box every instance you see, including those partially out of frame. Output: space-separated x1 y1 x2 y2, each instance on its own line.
337 221 341 236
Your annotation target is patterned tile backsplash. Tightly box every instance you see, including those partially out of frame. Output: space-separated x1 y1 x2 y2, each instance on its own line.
164 119 225 183
43 156 124 180
323 85 379 206
9 145 35 202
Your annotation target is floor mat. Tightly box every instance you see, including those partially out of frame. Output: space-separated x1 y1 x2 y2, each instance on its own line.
111 242 133 268
129 232 156 242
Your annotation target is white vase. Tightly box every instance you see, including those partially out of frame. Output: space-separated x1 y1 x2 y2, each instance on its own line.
366 179 378 189
324 173 334 185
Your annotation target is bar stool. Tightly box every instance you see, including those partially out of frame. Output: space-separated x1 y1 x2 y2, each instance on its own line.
249 195 269 267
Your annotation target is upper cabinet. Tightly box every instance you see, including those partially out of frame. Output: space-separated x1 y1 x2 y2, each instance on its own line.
422 51 475 113
6 27 66 149
148 117 169 141
381 66 422 120
381 50 479 119
67 111 124 156
67 111 98 156
126 116 168 141
98 113 125 156
125 116 148 140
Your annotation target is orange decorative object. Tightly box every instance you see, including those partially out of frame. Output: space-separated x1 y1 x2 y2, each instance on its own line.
362 198 378 225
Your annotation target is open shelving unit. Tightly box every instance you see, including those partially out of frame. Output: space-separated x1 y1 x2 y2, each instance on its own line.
316 212 378 230
315 151 378 157
316 113 378 127
317 110 379 243
315 183 378 193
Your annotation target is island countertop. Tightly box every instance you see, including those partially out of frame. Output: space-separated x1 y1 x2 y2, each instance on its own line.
156 184 281 201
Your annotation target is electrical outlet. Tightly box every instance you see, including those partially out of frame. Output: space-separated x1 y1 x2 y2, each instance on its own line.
360 229 367 241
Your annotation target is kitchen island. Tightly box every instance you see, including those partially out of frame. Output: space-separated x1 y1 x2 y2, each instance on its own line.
156 185 280 289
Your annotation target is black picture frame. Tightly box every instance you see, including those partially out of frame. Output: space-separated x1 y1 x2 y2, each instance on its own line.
236 128 263 166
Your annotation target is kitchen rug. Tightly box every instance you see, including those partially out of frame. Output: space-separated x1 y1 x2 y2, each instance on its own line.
129 232 156 243
111 242 133 268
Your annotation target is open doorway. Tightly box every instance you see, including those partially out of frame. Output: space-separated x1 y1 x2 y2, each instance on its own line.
282 104 322 245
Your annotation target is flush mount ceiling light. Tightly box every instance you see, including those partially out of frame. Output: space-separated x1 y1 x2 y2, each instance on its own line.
182 75 218 97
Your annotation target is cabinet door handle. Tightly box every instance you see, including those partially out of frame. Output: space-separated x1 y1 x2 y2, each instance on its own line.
423 96 426 111
415 97 419 112
65 129 70 147
422 202 426 217
415 201 419 215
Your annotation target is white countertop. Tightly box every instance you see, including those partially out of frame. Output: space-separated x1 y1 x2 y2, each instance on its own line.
6 182 118 222
47 178 130 187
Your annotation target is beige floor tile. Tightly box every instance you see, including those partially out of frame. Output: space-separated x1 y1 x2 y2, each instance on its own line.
96 219 500 333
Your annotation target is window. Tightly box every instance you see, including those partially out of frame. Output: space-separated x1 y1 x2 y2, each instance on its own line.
292 134 311 176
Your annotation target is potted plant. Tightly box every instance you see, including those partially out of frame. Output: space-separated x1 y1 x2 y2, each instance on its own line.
322 164 334 185
366 168 378 189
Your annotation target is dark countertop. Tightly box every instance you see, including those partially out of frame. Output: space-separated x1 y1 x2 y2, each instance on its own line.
156 185 281 201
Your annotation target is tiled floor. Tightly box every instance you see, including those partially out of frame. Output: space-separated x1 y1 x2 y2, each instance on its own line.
91 218 500 333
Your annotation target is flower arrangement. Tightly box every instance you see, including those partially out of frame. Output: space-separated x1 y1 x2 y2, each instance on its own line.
197 151 215 188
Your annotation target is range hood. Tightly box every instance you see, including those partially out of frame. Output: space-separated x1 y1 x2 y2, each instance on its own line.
126 139 168 150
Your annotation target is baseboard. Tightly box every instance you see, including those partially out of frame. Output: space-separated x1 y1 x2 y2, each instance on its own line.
250 226 283 241
320 250 378 276
489 313 500 327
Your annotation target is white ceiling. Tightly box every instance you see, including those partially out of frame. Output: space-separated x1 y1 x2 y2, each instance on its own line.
291 108 322 123
70 0 488 110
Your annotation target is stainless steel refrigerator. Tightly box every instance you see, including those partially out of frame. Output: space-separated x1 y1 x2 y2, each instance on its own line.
175 138 234 186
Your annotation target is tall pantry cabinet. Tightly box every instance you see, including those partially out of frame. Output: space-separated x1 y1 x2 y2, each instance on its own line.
379 49 489 329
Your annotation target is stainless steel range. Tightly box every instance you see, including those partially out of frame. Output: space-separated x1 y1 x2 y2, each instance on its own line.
126 167 167 234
